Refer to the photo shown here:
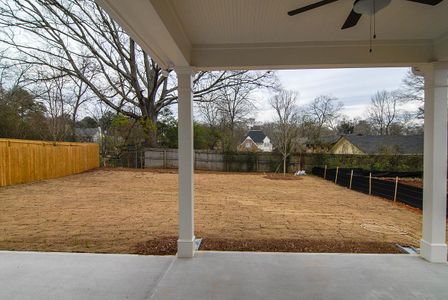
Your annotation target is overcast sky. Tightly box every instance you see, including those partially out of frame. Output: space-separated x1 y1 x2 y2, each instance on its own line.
255 67 414 122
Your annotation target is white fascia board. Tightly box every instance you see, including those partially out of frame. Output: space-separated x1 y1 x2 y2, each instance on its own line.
191 40 434 70
244 136 254 143
96 0 190 69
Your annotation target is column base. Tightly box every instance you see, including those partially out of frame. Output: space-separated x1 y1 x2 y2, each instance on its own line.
420 239 447 263
177 237 195 258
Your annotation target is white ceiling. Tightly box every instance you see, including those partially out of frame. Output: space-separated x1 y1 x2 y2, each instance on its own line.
169 0 448 44
97 0 448 69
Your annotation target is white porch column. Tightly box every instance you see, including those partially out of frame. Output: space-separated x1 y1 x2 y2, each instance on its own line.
176 67 195 258
420 63 448 263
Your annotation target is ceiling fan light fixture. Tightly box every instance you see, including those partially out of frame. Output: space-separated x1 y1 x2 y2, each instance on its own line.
353 0 391 15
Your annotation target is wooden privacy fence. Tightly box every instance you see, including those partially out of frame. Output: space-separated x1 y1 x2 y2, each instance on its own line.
142 149 424 173
0 139 100 187
144 148 284 172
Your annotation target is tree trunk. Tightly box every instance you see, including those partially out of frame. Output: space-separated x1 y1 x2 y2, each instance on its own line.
141 115 158 147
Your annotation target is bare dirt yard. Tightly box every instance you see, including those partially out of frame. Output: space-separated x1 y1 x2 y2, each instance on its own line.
1 168 443 255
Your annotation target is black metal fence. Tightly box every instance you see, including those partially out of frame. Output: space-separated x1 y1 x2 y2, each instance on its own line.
103 150 145 169
312 167 447 215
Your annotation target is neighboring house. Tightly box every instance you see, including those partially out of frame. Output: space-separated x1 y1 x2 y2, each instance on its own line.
75 127 103 143
238 129 273 152
303 136 340 153
330 135 423 155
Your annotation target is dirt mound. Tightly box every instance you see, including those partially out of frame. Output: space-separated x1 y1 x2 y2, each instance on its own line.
263 174 303 180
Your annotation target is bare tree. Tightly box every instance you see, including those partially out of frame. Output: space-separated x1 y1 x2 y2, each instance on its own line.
196 95 222 128
197 79 265 150
305 95 343 139
33 66 93 141
38 75 72 141
367 90 402 135
217 84 256 133
269 90 300 175
0 0 275 146
398 69 424 118
401 69 424 102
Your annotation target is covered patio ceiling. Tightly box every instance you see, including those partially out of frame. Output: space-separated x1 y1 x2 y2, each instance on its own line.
97 0 448 69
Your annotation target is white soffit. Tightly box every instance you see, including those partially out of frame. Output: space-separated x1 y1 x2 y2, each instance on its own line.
97 0 448 69
96 0 190 68
171 0 448 43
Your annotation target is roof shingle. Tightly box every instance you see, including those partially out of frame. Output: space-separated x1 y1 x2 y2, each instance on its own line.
343 135 423 154
243 130 267 144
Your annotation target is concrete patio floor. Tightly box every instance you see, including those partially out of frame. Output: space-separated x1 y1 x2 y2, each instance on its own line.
1 251 448 300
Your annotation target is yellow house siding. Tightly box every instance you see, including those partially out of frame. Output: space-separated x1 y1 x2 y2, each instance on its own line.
330 138 366 155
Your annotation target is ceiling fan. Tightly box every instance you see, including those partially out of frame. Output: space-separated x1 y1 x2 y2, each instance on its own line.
287 0 444 30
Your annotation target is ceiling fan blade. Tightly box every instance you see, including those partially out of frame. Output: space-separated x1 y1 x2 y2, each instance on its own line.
341 9 362 30
405 0 443 5
287 0 339 16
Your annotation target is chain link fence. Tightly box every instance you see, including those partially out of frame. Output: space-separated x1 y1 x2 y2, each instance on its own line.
102 149 145 169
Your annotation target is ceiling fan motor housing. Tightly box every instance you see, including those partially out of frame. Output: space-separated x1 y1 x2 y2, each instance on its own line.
353 0 392 15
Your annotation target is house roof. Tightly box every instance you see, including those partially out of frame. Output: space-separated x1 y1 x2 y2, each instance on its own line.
343 135 423 155
305 136 340 146
242 130 267 144
318 136 340 145
75 127 100 137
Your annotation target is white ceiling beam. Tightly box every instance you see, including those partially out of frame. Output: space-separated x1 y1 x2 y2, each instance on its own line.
96 0 191 69
191 40 434 70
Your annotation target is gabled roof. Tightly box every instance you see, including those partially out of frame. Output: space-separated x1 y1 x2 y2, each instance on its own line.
318 136 340 145
242 130 267 144
343 135 423 155
305 136 340 146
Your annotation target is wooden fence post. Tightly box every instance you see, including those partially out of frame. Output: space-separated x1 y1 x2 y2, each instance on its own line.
335 166 339 184
369 172 372 195
193 150 196 170
323 164 327 179
256 153 259 172
207 151 211 171
349 169 353 189
394 176 399 203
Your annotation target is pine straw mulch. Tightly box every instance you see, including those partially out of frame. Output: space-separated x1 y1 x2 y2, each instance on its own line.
134 237 403 255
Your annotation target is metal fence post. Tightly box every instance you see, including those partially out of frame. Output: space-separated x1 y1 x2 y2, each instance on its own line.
369 172 372 195
335 166 339 184
323 165 327 179
349 169 353 189
394 176 399 203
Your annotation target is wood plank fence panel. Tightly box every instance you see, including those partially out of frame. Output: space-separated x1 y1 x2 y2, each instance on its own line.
0 139 99 187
